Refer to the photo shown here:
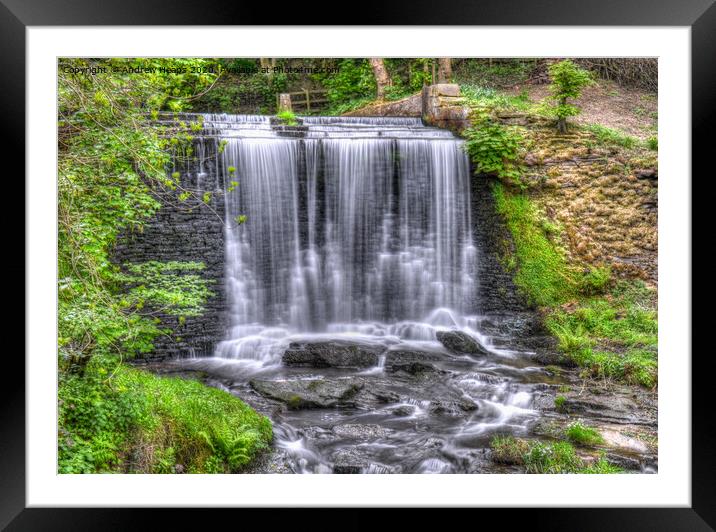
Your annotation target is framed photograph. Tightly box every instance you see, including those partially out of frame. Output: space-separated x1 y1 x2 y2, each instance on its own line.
8 0 711 528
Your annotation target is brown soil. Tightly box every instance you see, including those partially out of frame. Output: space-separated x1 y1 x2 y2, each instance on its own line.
510 80 658 140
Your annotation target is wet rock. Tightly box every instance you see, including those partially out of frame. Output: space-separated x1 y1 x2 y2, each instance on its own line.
606 452 642 471
532 350 575 367
436 330 489 355
249 378 364 409
240 448 294 474
333 464 362 474
330 448 370 474
391 405 414 417
385 362 439 375
332 424 393 440
282 341 384 368
384 350 445 375
367 389 401 404
635 168 657 180
429 396 479 416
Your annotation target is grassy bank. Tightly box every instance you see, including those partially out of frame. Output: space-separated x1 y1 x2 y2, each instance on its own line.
491 182 657 388
59 363 272 473
458 69 658 389
491 435 622 474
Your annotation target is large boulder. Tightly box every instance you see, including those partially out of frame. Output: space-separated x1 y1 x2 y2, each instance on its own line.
436 330 490 355
384 349 444 375
282 341 384 368
249 378 364 409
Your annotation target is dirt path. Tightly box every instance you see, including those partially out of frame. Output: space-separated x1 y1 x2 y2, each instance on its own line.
510 80 658 139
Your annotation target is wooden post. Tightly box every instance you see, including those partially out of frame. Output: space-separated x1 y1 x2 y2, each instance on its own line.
278 93 292 113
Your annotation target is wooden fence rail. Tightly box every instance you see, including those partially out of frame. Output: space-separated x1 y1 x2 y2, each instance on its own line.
277 89 329 113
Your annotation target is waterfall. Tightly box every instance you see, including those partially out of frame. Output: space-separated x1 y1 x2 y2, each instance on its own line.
208 115 479 360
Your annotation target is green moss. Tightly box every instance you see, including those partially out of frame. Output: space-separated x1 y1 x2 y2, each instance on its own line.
59 364 272 473
287 394 305 409
492 182 577 306
565 422 604 447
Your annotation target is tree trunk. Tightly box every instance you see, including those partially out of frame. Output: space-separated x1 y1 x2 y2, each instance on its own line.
369 58 391 101
557 96 568 133
437 58 453 83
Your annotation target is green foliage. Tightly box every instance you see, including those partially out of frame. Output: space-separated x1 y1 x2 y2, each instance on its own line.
580 455 623 474
545 280 658 387
461 84 533 117
490 435 530 465
546 60 594 131
116 261 214 318
57 59 264 473
317 59 376 105
579 265 612 296
491 181 657 387
454 59 534 89
490 436 622 474
524 441 583 474
59 364 272 473
554 395 567 411
565 422 604 447
647 135 658 151
583 124 638 149
58 58 217 366
492 183 577 306
276 109 298 126
191 59 288 114
463 122 525 184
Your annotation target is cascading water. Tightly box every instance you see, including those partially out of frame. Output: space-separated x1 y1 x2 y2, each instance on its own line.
212 115 479 361
178 114 556 473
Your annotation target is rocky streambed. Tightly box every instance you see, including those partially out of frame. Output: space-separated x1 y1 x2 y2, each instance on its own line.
144 314 657 474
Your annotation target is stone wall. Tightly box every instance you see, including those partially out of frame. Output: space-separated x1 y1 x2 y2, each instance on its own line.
470 173 532 313
112 137 228 360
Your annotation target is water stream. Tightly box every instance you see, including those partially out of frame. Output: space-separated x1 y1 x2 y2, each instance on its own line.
167 115 654 473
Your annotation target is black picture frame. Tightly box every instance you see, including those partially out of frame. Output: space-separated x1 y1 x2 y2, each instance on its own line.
6 0 710 528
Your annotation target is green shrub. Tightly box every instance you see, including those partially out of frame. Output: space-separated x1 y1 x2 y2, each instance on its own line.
59 364 272 473
317 59 376 104
464 122 525 183
647 135 658 151
524 441 583 474
579 265 612 296
554 395 567 411
490 435 530 465
565 422 604 447
276 109 298 126
546 60 594 133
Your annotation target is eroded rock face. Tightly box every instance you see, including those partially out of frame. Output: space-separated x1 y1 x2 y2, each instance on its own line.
436 330 490 355
249 378 364 409
282 341 384 368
